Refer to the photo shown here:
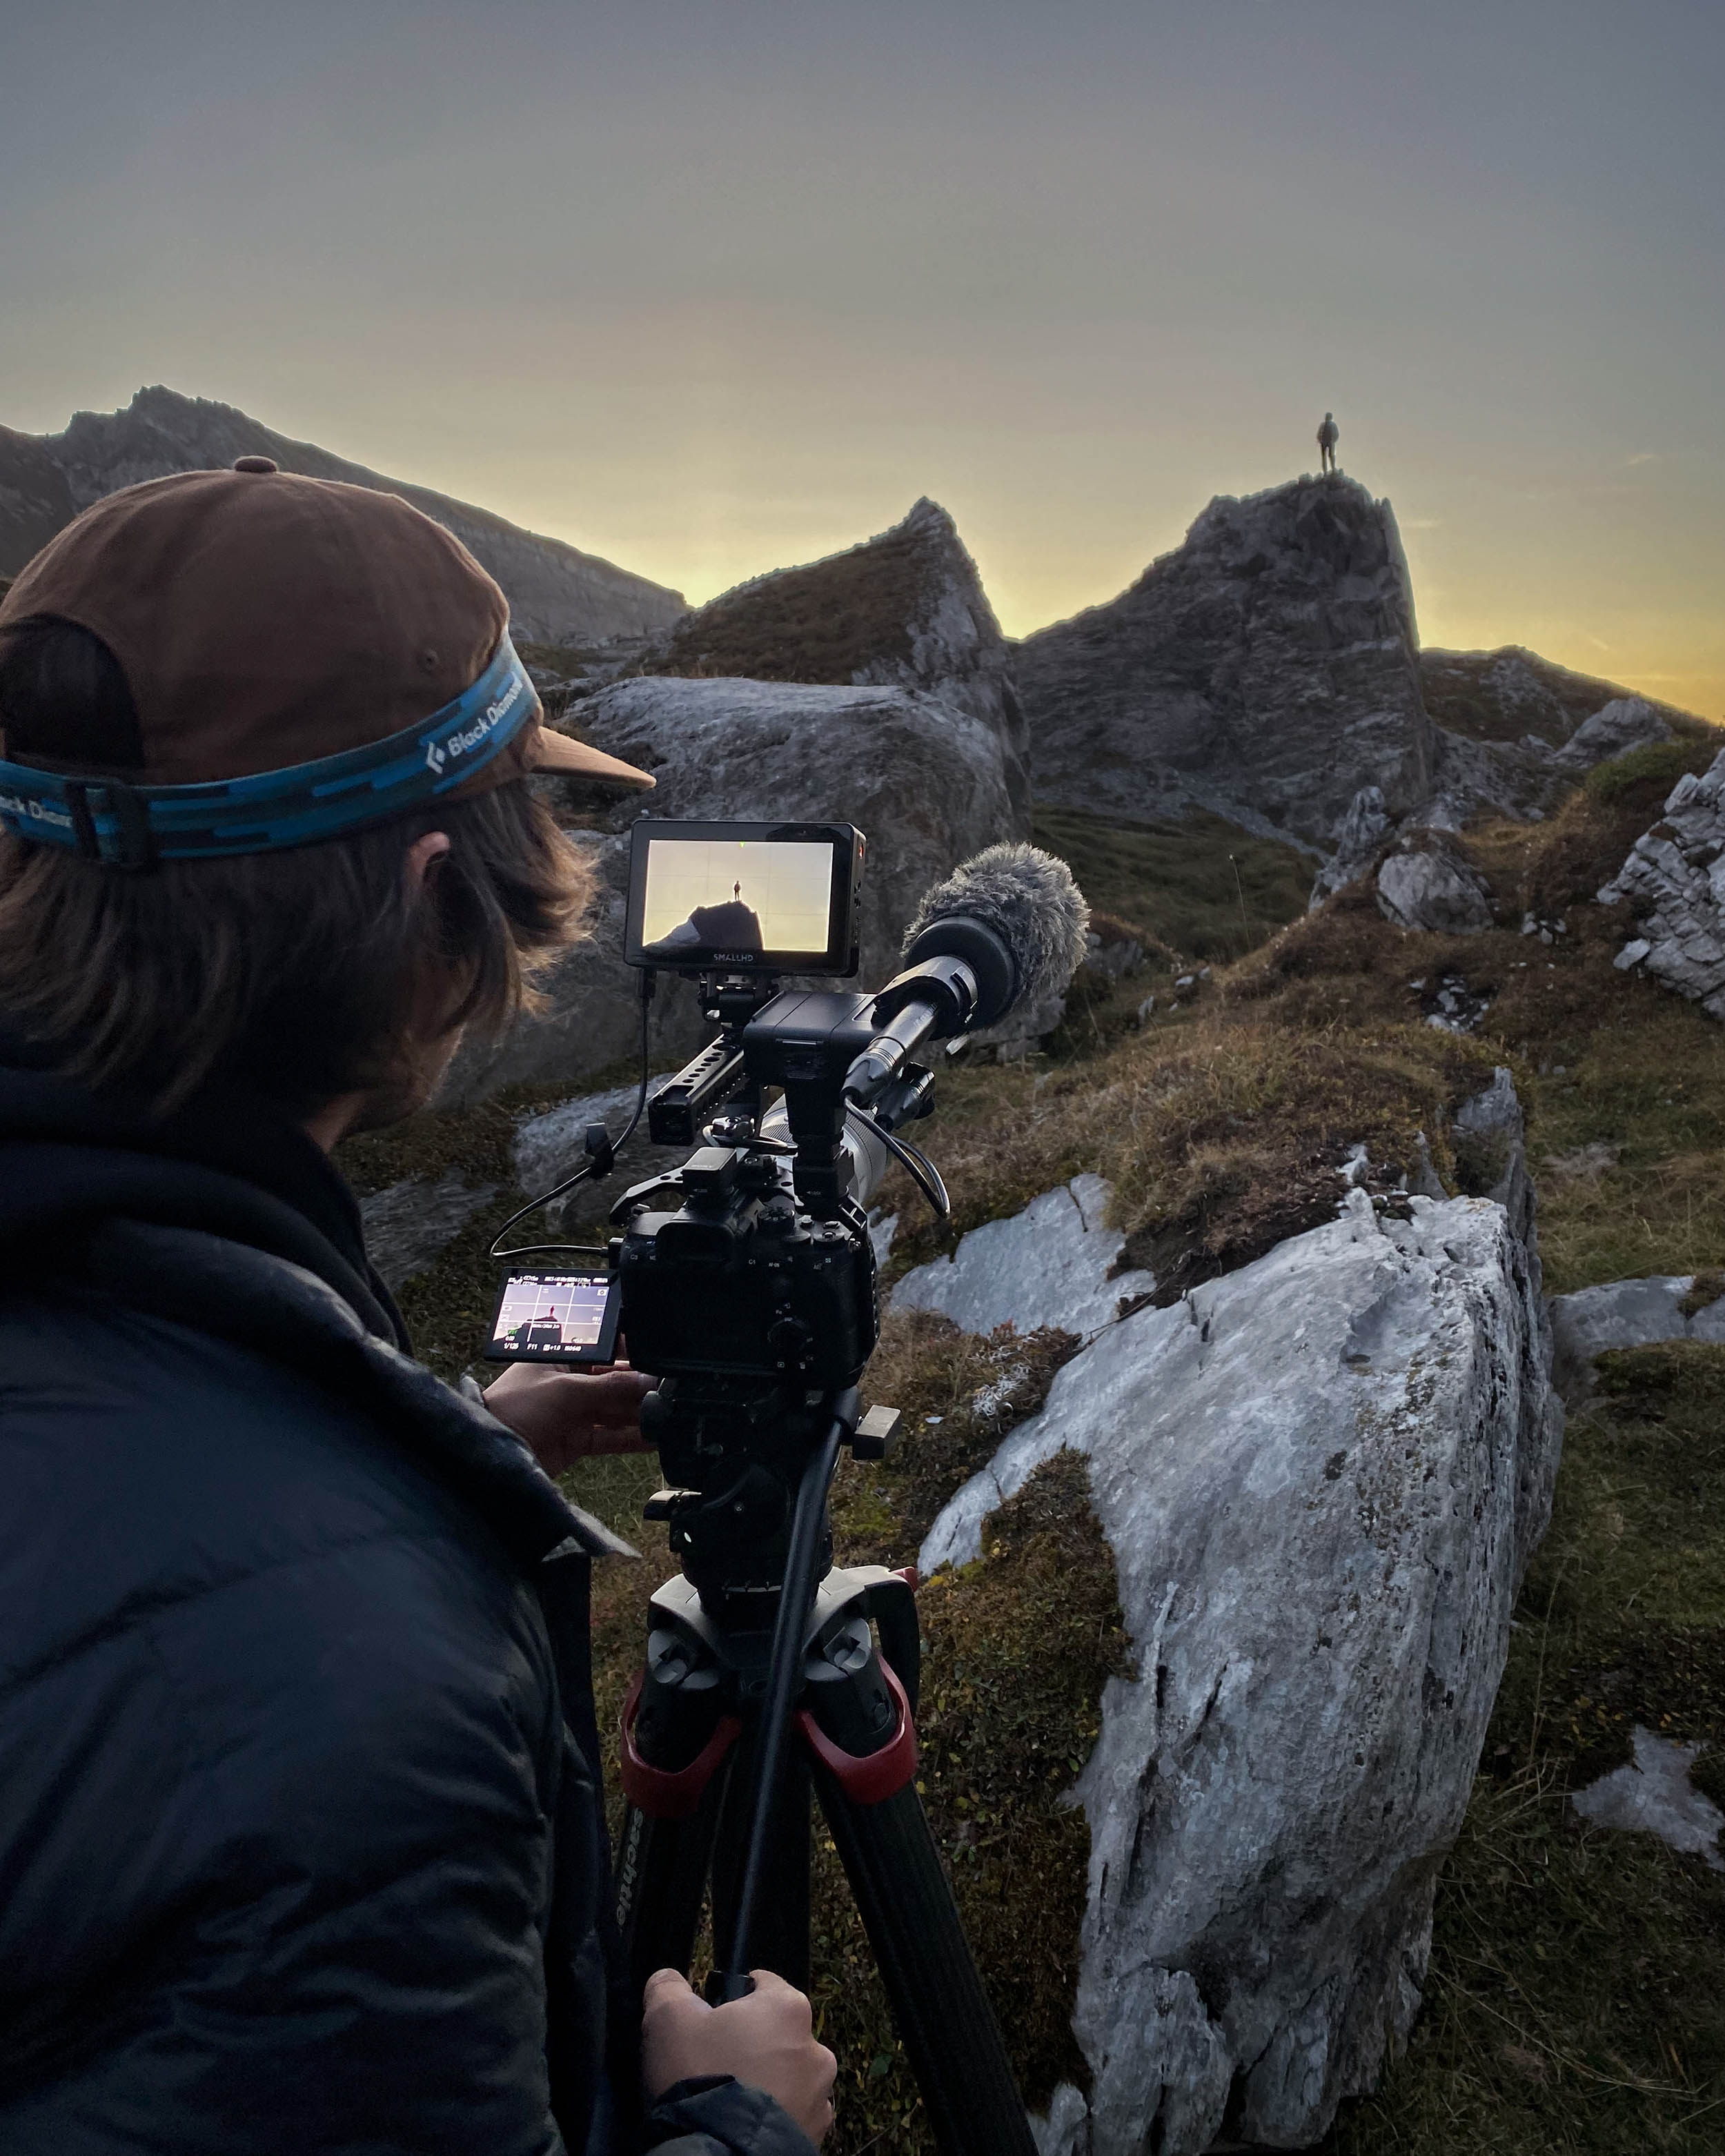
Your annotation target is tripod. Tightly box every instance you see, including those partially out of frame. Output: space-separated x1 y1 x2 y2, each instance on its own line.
613 1381 1037 2156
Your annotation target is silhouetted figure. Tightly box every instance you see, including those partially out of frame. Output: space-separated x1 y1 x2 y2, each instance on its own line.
1318 411 1339 474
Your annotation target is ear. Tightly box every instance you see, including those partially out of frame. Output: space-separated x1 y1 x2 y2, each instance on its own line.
406 830 451 889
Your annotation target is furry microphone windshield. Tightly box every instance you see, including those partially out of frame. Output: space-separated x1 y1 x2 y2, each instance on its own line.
900 842 1090 1027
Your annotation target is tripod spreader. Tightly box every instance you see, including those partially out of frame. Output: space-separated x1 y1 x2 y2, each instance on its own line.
620 1565 922 1822
615 1556 1038 2156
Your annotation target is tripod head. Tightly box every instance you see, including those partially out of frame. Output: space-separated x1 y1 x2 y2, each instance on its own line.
605 967 931 1619
605 824 1087 1620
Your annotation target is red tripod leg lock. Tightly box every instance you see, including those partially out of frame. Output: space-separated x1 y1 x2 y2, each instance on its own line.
796 1654 918 1805
619 1670 742 1819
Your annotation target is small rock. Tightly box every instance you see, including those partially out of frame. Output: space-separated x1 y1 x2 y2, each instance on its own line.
1571 1728 1724 1871
1614 938 1652 971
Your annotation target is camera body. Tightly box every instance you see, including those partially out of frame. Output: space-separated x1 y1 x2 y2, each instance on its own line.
614 1149 876 1388
611 985 909 1388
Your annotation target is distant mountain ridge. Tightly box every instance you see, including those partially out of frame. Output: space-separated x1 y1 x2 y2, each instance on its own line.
0 386 686 644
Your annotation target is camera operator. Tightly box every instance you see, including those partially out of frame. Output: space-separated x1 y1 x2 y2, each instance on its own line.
0 466 836 2154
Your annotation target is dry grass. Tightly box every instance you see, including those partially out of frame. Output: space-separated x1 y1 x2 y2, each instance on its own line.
631 513 938 685
888 933 1499 1309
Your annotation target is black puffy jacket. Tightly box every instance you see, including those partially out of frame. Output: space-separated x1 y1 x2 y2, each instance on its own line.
0 1045 816 2156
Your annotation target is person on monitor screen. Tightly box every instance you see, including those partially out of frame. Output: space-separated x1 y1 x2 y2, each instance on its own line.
0 463 835 2155
1318 410 1340 473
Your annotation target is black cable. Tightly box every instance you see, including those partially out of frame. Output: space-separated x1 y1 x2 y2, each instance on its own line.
489 971 656 1263
720 1405 849 1998
845 1102 950 1220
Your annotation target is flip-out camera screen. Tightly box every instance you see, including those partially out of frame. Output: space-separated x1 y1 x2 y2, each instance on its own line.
624 820 864 973
483 1269 622 1365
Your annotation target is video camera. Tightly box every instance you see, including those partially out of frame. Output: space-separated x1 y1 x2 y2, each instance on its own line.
486 815 1087 1612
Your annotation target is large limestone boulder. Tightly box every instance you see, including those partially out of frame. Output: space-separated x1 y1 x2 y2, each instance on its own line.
624 497 1029 829
448 675 1016 1101
1597 750 1725 1017
918 1113 1560 2151
0 386 685 640
1017 475 1432 851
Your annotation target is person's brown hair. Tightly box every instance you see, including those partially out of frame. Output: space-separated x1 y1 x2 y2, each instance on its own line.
0 618 595 1117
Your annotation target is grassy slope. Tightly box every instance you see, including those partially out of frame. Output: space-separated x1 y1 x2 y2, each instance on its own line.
346 763 1725 2152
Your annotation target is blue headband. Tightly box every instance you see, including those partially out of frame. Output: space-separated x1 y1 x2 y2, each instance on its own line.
0 634 539 868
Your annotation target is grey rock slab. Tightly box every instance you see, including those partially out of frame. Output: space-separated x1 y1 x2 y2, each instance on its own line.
512 1071 685 1237
925 1181 1563 2153
513 1072 679 1192
448 674 1015 1102
359 1169 501 1293
1572 1727 1724 1870
1547 1272 1725 1394
891 1174 1154 1342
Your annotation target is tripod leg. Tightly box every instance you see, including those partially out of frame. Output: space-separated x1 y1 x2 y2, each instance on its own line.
614 1643 741 1996
799 1636 1037 2156
615 1773 729 1997
816 1772 1036 2156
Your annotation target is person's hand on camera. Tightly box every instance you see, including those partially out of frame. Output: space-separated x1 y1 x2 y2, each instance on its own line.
641 1968 836 2146
482 1360 653 1474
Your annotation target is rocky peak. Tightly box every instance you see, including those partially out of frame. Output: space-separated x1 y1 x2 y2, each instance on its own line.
0 386 686 644
1016 473 1432 851
628 496 1029 827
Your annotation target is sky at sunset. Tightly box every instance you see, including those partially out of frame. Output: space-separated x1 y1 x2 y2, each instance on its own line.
4 1 1722 713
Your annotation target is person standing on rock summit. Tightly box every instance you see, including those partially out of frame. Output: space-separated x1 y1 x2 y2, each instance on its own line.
1318 411 1340 474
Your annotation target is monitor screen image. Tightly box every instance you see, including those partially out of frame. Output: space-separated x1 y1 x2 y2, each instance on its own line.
639 835 835 960
490 1272 613 1356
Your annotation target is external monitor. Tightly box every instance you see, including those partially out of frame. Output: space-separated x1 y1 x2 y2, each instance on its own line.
623 819 865 976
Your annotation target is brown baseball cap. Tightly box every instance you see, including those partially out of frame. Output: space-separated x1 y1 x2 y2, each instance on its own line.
0 457 652 848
